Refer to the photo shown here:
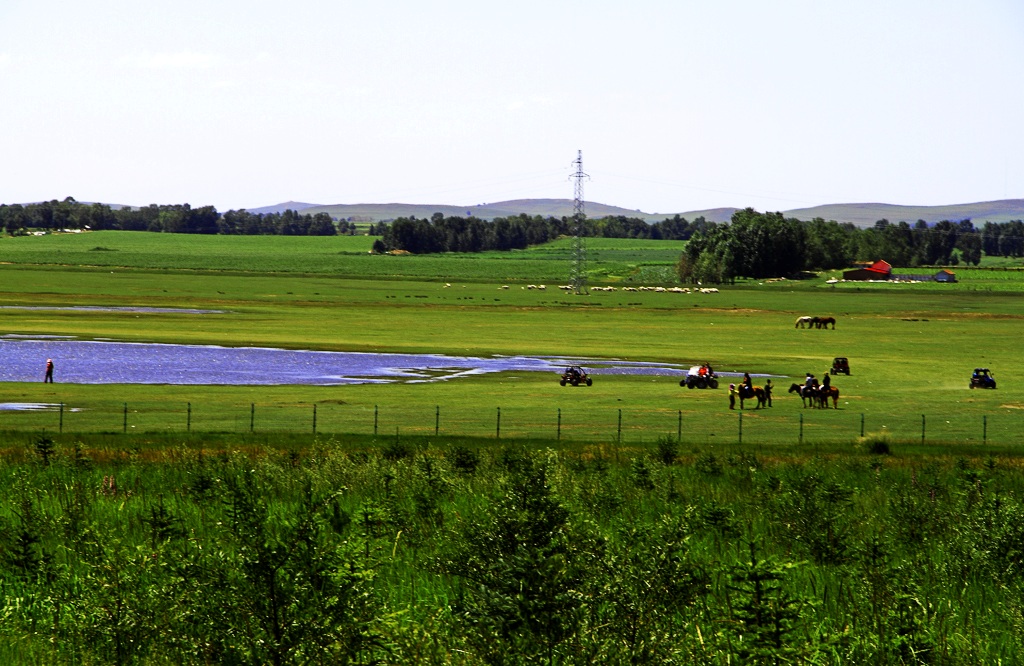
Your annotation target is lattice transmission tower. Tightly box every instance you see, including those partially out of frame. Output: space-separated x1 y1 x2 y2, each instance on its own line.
570 150 589 295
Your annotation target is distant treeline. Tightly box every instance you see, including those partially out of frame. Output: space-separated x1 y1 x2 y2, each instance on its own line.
678 209 1017 282
372 212 707 253
0 198 354 236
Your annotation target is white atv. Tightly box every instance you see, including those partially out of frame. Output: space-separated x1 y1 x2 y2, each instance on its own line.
681 365 719 389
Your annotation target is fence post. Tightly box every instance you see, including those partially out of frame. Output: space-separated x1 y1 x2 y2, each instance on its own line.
374 405 378 436
312 404 317 434
250 404 255 433
617 409 622 443
59 402 64 434
123 403 128 433
187 402 191 432
557 408 561 441
860 413 865 438
799 413 803 445
983 415 988 444
435 405 440 436
496 407 501 439
678 410 682 443
738 412 743 445
921 414 926 444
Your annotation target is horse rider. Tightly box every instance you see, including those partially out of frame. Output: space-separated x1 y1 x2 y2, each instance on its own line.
742 372 753 397
820 371 831 397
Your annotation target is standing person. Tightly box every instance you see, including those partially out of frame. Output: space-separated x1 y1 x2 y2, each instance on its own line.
728 383 736 410
44 358 54 383
764 378 773 407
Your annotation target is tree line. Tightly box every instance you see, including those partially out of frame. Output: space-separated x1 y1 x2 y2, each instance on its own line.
372 212 709 254
678 209 1023 283
0 198 357 236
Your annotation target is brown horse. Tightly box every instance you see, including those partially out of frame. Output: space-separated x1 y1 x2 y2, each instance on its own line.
817 386 840 408
817 316 836 330
738 385 767 409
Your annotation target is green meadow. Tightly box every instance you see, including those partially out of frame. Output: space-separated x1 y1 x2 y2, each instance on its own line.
0 231 1021 445
3 231 1024 663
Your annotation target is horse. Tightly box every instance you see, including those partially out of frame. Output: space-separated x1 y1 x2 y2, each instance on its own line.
816 316 836 330
817 386 840 409
806 316 821 330
788 383 817 407
789 383 840 409
795 316 814 328
738 384 767 409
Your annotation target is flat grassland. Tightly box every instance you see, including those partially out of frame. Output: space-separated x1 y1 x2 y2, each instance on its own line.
6 231 1024 664
0 230 1021 446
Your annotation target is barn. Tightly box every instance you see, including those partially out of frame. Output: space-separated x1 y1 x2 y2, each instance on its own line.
843 260 893 281
934 269 957 283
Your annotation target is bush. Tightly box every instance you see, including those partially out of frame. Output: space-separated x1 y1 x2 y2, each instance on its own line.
861 434 891 455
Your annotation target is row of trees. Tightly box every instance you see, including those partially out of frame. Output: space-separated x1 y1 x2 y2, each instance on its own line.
677 209 1018 283
0 198 359 236
373 212 711 254
980 220 1024 257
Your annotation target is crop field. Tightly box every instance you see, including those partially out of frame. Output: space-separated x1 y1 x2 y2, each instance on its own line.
2 230 1024 663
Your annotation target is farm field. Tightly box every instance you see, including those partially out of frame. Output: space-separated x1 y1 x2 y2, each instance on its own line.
2 231 1024 663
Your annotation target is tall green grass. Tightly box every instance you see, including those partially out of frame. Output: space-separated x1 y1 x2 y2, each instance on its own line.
1 438 1022 663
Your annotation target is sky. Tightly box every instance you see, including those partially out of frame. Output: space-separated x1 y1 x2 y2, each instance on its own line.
2 0 1022 215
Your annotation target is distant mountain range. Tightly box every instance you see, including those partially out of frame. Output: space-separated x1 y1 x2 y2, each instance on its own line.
246 198 1024 228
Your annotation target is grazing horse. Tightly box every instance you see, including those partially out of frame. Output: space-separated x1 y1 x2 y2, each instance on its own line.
816 316 836 330
738 385 767 409
795 316 814 328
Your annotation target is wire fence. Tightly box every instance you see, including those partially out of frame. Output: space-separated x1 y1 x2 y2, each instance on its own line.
3 401 1020 447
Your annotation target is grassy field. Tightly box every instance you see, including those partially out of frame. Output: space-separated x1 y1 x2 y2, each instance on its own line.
1 231 1023 446
4 231 1024 663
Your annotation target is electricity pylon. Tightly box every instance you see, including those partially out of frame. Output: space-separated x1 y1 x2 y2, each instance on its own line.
570 150 589 295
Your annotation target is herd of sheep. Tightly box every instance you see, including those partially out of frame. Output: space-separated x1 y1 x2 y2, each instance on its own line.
442 283 720 294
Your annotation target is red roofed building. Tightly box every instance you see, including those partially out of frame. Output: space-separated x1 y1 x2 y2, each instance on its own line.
843 260 893 281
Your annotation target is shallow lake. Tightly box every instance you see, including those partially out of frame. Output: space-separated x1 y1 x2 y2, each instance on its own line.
0 336 703 385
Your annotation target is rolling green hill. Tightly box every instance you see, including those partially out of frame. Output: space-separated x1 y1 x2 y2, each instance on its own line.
259 198 1024 227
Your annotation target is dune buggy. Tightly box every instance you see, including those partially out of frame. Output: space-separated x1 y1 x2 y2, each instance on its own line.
560 365 593 386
